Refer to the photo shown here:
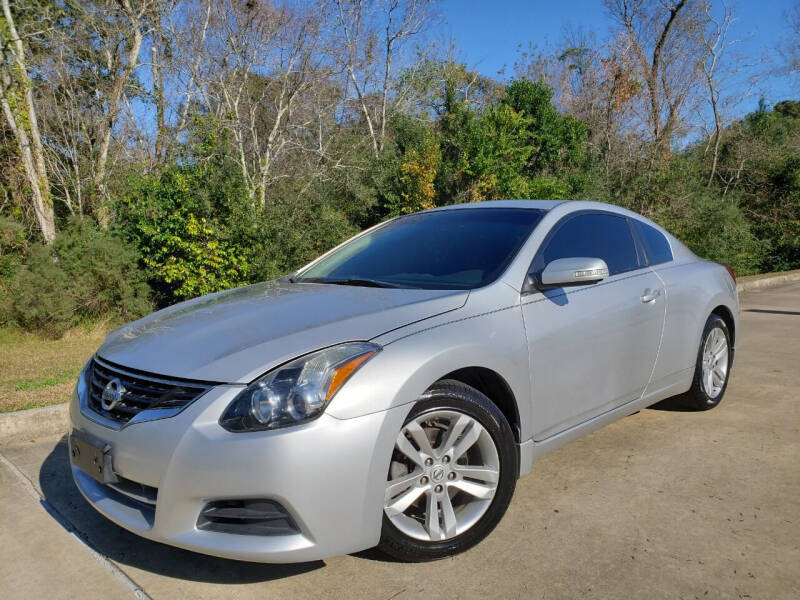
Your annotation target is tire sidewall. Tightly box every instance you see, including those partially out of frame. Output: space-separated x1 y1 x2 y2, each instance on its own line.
695 315 732 408
379 381 518 561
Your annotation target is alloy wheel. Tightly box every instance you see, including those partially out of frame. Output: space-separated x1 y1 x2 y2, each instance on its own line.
701 326 729 399
383 410 500 542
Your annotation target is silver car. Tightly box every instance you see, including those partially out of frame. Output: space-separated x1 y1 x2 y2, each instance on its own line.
68 200 738 562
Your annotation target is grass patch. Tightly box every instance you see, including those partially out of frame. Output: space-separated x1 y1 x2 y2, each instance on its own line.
14 372 76 392
738 268 800 282
0 325 106 412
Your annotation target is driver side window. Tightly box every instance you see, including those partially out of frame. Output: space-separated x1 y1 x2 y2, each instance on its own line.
541 213 640 276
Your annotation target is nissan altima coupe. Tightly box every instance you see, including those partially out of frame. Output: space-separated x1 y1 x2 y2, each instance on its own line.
69 200 738 562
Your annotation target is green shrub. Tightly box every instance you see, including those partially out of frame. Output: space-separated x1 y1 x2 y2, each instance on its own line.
650 190 766 276
0 217 27 279
115 158 254 304
0 217 28 325
8 219 153 338
251 197 358 281
593 152 769 276
704 101 800 272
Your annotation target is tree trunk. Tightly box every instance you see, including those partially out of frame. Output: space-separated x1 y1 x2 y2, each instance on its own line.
1 0 55 242
380 36 392 152
172 0 212 160
335 0 380 158
619 0 687 159
93 0 143 227
707 97 722 186
701 4 733 187
151 31 166 166
0 97 56 242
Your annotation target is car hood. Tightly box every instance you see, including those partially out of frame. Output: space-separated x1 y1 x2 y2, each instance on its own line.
97 281 468 383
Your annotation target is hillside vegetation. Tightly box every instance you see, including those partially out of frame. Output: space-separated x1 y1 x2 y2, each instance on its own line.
1 0 798 337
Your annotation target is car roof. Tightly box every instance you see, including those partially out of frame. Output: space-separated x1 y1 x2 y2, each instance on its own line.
422 199 696 260
426 199 566 212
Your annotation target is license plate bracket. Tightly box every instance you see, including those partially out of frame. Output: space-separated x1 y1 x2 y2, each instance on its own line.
69 430 117 484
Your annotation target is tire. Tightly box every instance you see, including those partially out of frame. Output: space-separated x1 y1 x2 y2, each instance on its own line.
679 314 732 411
377 380 517 562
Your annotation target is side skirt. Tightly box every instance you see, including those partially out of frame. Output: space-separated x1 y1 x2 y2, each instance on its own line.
517 367 693 477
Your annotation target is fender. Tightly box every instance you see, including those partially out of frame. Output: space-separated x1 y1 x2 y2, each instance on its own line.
650 259 739 390
326 284 533 440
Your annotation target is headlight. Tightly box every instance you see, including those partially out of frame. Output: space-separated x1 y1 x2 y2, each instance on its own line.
75 359 90 400
219 342 380 432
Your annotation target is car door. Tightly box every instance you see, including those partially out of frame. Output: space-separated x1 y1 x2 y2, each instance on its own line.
521 212 666 441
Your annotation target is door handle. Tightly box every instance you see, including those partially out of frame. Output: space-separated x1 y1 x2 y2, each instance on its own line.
640 288 661 303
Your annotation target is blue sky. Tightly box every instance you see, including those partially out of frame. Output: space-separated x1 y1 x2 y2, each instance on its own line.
436 0 797 116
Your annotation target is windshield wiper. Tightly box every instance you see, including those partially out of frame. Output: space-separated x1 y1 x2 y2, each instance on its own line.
306 277 408 289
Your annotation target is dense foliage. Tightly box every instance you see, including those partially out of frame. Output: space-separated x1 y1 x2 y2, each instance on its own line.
1 0 798 336
1 219 152 337
713 102 800 271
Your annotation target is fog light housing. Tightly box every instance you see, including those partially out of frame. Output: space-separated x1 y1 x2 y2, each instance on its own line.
196 499 300 536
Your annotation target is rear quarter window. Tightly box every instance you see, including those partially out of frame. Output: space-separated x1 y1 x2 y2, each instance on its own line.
633 220 673 265
540 212 641 276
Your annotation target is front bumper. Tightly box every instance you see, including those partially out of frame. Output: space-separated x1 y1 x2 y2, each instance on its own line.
69 380 409 563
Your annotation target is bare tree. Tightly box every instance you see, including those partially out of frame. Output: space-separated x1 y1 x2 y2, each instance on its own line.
334 0 380 157
40 77 86 217
149 1 170 166
516 32 603 117
701 1 735 186
165 0 213 155
379 0 429 150
607 0 708 155
778 1 800 87
333 0 431 157
514 31 642 177
195 1 332 206
28 0 156 225
0 0 55 242
37 21 104 220
91 0 151 224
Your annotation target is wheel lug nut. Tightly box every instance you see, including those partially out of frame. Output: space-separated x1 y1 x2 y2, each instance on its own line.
420 476 428 485
442 455 450 464
448 472 456 480
434 485 443 493
425 458 433 466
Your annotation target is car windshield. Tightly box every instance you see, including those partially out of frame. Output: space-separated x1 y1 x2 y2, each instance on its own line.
296 208 545 290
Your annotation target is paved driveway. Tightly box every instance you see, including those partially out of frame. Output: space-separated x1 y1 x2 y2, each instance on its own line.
2 283 799 600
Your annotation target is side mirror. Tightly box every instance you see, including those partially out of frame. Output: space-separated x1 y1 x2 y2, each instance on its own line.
538 257 609 287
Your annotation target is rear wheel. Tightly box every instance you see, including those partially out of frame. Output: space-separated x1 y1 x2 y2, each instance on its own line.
377 380 517 561
679 314 732 410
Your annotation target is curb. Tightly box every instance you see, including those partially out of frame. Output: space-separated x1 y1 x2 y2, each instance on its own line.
737 271 800 293
0 403 69 446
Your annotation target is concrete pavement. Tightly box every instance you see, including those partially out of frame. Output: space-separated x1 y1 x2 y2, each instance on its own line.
1 283 799 599
0 456 135 600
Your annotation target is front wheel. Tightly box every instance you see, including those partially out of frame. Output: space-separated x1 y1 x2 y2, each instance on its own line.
377 380 517 562
679 314 732 410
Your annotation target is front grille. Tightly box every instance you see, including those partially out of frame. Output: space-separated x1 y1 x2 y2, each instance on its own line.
87 357 212 424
